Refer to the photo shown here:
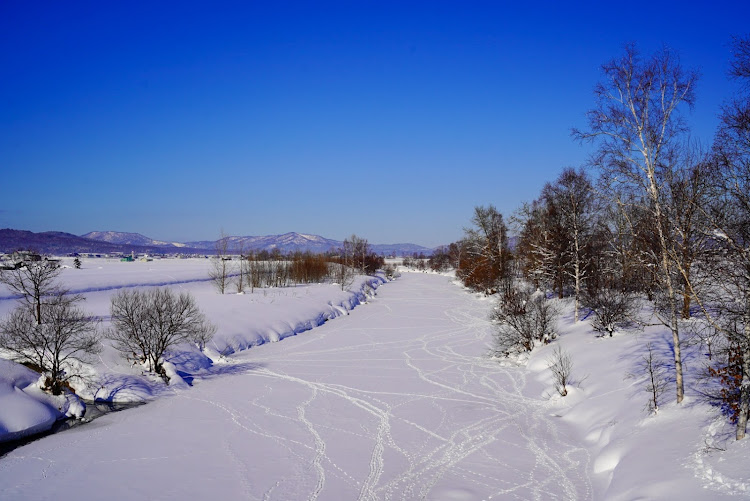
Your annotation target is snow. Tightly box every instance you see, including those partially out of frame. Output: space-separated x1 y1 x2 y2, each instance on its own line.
0 257 384 430
0 360 59 441
524 301 750 499
0 261 749 498
0 360 85 442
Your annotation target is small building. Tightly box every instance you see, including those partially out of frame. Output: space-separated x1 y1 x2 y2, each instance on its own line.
11 251 41 263
2 251 43 269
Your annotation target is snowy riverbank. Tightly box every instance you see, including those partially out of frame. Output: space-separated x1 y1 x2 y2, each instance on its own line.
0 257 385 443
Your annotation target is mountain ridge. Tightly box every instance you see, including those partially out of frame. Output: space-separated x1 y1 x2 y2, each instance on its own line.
0 229 434 256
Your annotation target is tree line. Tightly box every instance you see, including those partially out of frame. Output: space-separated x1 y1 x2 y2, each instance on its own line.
209 233 391 293
449 36 750 439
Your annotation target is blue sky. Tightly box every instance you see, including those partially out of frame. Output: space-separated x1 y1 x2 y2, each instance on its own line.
1 1 748 247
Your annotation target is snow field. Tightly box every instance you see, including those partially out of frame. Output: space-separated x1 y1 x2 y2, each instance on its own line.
525 298 750 499
0 271 593 500
1 262 749 499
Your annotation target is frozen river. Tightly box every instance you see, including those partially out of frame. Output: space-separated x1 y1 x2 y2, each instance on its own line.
0 273 591 500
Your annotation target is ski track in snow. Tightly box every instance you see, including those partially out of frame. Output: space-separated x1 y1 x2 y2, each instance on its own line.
0 273 592 500
221 274 593 500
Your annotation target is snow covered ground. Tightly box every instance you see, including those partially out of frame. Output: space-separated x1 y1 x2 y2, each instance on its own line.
1 261 749 499
540 302 750 499
0 258 383 437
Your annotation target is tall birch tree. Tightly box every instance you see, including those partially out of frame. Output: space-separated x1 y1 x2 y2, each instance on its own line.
573 43 699 403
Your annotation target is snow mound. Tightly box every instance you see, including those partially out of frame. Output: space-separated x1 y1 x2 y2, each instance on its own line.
0 359 61 442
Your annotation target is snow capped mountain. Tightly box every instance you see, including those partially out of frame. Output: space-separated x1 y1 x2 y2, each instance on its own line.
87 231 433 255
185 232 342 254
2 229 433 256
81 231 183 248
0 229 125 254
369 243 433 256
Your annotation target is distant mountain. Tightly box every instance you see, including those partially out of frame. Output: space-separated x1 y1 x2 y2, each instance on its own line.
184 232 434 256
1 229 434 256
81 231 186 248
370 243 432 256
185 232 341 254
0 229 129 254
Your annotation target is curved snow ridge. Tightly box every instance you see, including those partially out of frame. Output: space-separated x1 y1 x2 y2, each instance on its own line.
89 276 388 404
0 273 387 445
213 276 385 357
0 359 84 444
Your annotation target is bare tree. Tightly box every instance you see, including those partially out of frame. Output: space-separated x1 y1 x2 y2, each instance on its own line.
246 251 260 292
702 34 750 439
447 241 465 271
514 200 558 292
108 287 216 382
343 234 369 274
490 285 558 357
458 205 511 295
428 246 451 272
0 257 71 325
662 145 715 319
547 346 573 397
729 34 750 82
235 242 247 294
542 167 598 320
582 287 640 337
209 231 231 294
574 43 699 403
628 343 670 414
331 258 355 291
0 294 101 395
596 188 656 296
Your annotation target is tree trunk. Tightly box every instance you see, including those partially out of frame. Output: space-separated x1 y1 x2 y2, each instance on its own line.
681 261 692 319
662 245 684 403
737 348 750 440
649 169 684 403
573 231 581 322
737 297 750 440
670 293 684 403
682 291 691 320
649 182 685 404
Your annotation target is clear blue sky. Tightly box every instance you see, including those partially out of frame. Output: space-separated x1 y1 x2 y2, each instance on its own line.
1 1 748 247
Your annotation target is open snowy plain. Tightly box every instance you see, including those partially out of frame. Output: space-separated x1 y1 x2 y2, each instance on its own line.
1 259 750 499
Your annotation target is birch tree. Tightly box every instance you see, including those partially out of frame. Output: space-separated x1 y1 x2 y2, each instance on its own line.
542 168 597 321
663 150 714 319
209 231 231 294
573 43 699 403
515 200 557 292
343 235 369 274
0 258 68 325
235 242 247 293
704 34 750 438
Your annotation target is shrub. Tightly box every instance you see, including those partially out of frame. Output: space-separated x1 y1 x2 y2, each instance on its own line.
108 288 216 383
490 285 558 357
